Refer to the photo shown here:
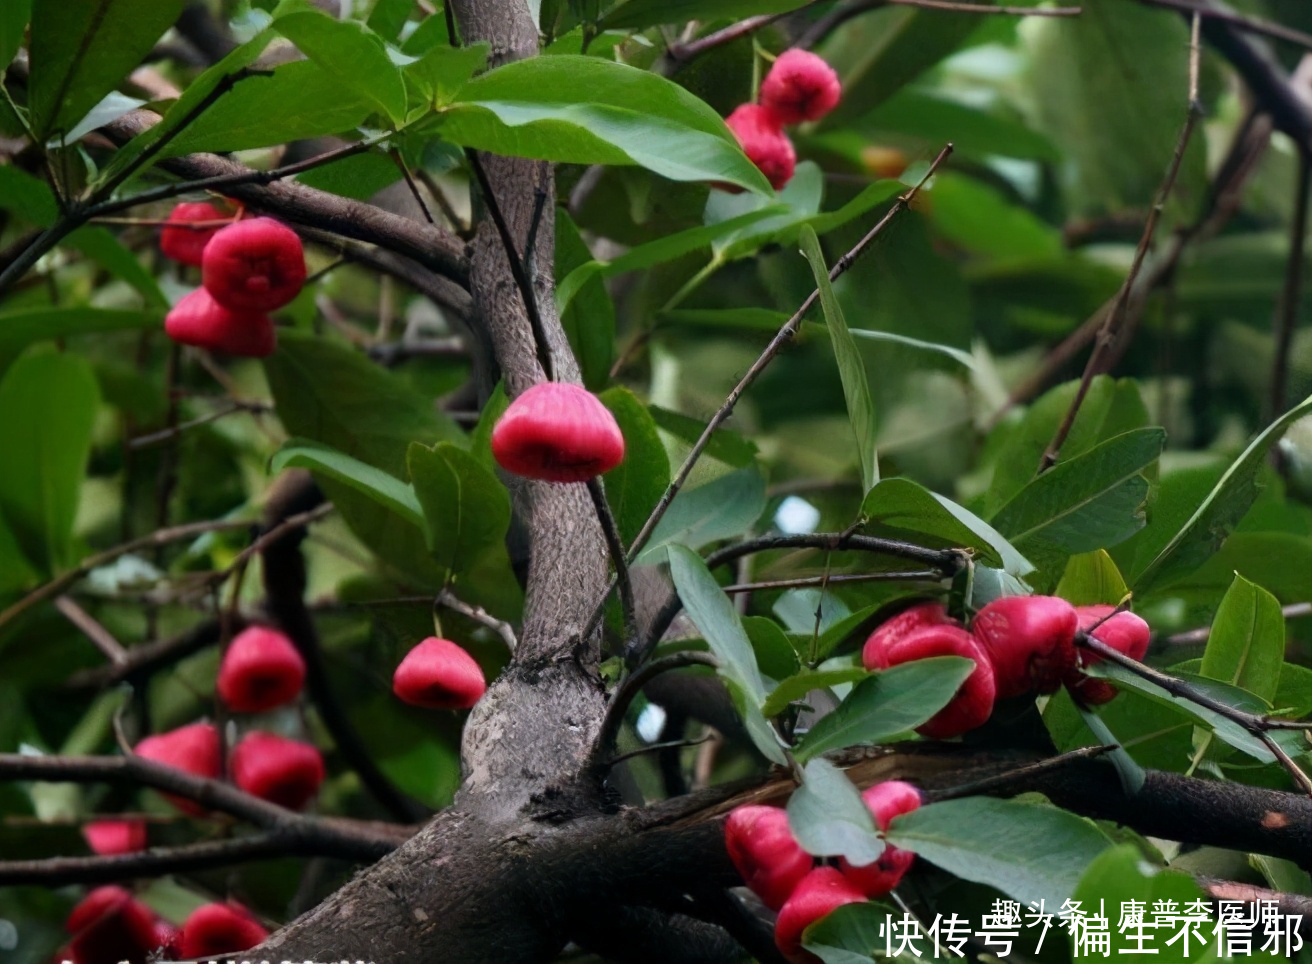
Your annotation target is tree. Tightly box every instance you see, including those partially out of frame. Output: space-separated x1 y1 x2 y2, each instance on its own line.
1 0 1311 961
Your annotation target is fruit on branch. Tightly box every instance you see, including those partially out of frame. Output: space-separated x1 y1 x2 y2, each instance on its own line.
724 804 814 910
839 781 921 897
65 886 159 964
177 902 269 957
202 217 306 311
491 382 625 483
133 721 221 816
159 201 229 266
970 595 1078 698
723 103 796 192
774 866 866 963
759 49 842 125
393 636 487 710
231 731 325 811
82 818 147 856
862 622 996 739
164 287 277 357
217 624 306 712
860 600 952 667
1064 605 1151 706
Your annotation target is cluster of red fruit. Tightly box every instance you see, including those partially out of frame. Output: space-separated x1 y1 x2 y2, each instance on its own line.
861 596 1151 739
160 202 307 358
56 886 266 964
723 49 842 192
726 781 922 962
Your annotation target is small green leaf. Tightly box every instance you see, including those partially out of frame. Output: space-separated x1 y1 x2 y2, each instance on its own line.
408 442 511 577
763 668 870 719
787 758 883 865
649 407 758 470
1200 574 1285 705
272 439 426 532
1054 550 1130 607
795 657 974 762
1071 846 1210 957
799 225 879 492
404 42 488 108
599 388 669 545
0 0 31 71
803 902 900 964
668 544 766 703
637 468 766 563
557 209 616 389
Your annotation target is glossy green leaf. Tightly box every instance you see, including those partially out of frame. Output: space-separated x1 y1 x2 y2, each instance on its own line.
0 349 101 573
408 442 511 577
1054 550 1130 608
668 544 766 703
637 468 765 563
599 388 668 546
794 657 974 762
440 56 772 194
799 225 879 492
404 42 488 108
762 667 869 719
887 797 1111 909
1200 574 1284 706
743 616 801 682
272 439 425 531
27 0 185 141
787 758 882 865
557 209 616 389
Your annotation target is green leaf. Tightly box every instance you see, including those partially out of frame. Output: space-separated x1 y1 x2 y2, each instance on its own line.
803 902 900 964
926 173 1061 261
851 89 1059 163
599 388 668 546
799 225 879 493
557 209 616 389
27 0 185 141
404 42 488 108
408 442 511 577
744 616 801 682
0 307 163 377
1054 550 1130 607
439 56 772 194
272 439 426 531
601 0 807 29
274 3 407 125
0 0 31 72
636 468 765 563
862 478 1032 576
787 758 882 865
64 227 167 308
0 349 101 573
887 797 1111 909
366 0 413 40
1133 393 1312 593
1200 574 1285 706
847 327 976 370
649 406 758 470
668 544 766 703
794 657 975 762
762 668 869 719
725 677 790 766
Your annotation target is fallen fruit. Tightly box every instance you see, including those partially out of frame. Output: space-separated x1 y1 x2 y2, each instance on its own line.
231 731 325 811
491 382 625 483
774 866 866 963
159 201 229 266
839 781 921 897
217 625 306 712
724 103 796 192
202 217 306 312
176 902 269 958
862 623 996 739
724 804 813 910
393 637 487 710
164 287 276 357
82 819 147 856
1064 605 1151 705
133 722 221 816
759 49 842 125
971 595 1079 698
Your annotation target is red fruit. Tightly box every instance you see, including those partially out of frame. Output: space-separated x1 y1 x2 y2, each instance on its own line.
971 595 1079 699
65 887 158 964
159 201 229 266
177 903 269 958
164 287 277 357
724 103 796 191
202 217 306 311
839 781 921 897
491 382 625 483
133 722 221 816
760 49 842 125
231 731 325 811
860 601 953 670
393 637 487 710
774 867 866 963
862 624 996 739
724 805 813 910
217 625 306 712
82 819 147 855
1065 605 1151 705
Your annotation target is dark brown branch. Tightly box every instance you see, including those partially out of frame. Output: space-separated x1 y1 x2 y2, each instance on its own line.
1139 0 1312 51
591 652 720 772
0 833 291 886
67 618 232 690
586 478 638 650
54 596 128 665
438 589 519 654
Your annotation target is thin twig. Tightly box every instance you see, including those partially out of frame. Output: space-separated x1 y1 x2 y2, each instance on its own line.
721 569 945 595
66 619 230 690
127 400 271 449
1160 602 1312 646
1271 152 1310 420
1139 0 1312 51
664 9 803 64
590 652 721 772
586 478 638 650
54 597 129 665
437 589 518 653
1039 14 1204 471
389 147 436 224
929 745 1116 801
887 0 1080 13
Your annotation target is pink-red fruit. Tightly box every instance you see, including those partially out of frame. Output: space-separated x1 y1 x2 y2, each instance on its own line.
760 50 842 125
217 625 306 712
491 382 625 483
724 103 796 192
160 201 229 266
862 623 996 739
724 805 813 910
231 731 325 811
839 781 920 897
971 595 1078 698
177 902 269 958
774 867 866 963
393 637 487 710
133 722 221 816
82 819 147 856
202 217 306 311
164 287 276 357
860 601 952 669
1065 605 1151 705
65 886 158 964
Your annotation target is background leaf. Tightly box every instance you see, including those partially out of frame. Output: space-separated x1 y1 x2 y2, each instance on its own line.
668 545 766 702
408 442 511 578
